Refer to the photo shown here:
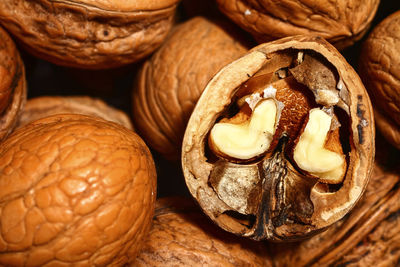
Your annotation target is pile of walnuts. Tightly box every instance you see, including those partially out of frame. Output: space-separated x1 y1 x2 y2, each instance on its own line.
0 0 399 266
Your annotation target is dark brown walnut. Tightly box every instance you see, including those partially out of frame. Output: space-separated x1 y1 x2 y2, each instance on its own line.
271 135 400 266
132 17 249 160
0 114 156 266
182 35 374 241
0 25 26 141
16 96 133 130
216 0 379 50
359 10 400 150
0 0 180 69
133 197 272 266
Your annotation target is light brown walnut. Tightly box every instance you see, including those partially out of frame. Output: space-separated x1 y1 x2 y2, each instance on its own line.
359 10 400 149
0 0 180 69
182 35 375 241
216 0 379 50
132 17 249 160
133 197 272 266
17 96 133 130
0 114 156 266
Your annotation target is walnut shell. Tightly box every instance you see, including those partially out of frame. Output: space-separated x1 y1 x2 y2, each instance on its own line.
0 0 180 69
0 25 26 141
132 17 248 160
359 10 400 149
133 197 272 266
271 135 400 266
216 0 379 50
0 114 156 266
17 96 133 130
182 35 375 241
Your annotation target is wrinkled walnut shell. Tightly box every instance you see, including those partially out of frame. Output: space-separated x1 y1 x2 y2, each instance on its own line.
359 10 400 149
0 114 156 266
0 0 180 69
216 0 379 50
132 17 248 160
133 197 272 266
0 25 26 141
182 35 374 241
17 96 133 130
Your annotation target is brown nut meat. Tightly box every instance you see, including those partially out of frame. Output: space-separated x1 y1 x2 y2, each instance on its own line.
17 96 133 130
133 197 272 266
0 0 180 69
271 135 400 266
216 0 379 50
0 114 156 266
359 10 400 149
0 25 26 141
132 17 248 160
182 35 374 241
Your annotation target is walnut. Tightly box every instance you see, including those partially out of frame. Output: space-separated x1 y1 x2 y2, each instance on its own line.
17 96 133 130
133 197 272 266
132 17 249 160
0 25 26 141
182 35 375 241
0 114 156 266
359 10 400 150
215 0 379 50
0 0 180 69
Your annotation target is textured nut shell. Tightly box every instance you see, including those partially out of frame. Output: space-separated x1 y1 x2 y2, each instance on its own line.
0 114 156 266
216 0 379 50
132 17 248 160
0 26 26 141
17 96 133 130
0 0 180 69
133 197 272 266
271 141 400 266
182 35 374 238
359 10 400 149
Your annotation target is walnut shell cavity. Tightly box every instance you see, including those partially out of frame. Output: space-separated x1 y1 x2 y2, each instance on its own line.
216 0 379 50
0 114 157 266
182 36 375 241
132 17 249 160
16 96 133 130
0 0 180 69
271 149 400 266
133 197 272 266
0 25 26 141
359 10 400 149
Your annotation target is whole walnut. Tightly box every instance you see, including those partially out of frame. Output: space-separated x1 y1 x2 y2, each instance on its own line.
0 0 180 69
359 10 400 149
216 0 379 50
133 197 272 266
132 17 249 160
0 25 26 140
0 114 156 266
182 35 375 241
17 96 133 130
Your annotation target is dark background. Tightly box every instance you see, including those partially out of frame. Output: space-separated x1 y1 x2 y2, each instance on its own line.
18 1 400 198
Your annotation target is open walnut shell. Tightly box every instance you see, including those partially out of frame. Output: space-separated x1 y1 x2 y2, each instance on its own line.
182 35 374 241
215 0 379 50
0 0 180 69
0 26 26 141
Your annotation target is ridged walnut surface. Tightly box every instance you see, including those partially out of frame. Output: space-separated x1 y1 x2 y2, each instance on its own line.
133 197 272 266
359 10 400 149
17 96 133 130
216 0 379 49
0 25 26 141
0 0 180 69
0 114 156 266
132 17 248 160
